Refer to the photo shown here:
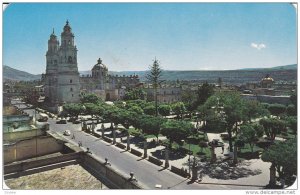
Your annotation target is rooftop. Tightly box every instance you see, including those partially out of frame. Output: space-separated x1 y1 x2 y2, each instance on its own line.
5 164 108 189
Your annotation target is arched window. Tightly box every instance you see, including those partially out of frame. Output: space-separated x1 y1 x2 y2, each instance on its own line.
68 56 72 63
70 79 72 83
70 88 73 92
68 40 71 45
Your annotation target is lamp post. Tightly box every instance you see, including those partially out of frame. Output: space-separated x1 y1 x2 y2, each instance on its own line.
188 140 191 174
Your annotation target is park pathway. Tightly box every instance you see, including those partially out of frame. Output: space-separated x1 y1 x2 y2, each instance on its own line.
206 133 230 159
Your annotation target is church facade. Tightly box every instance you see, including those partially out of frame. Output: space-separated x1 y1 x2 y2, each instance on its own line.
43 21 139 110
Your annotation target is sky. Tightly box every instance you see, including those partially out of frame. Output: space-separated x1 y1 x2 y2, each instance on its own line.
3 3 297 74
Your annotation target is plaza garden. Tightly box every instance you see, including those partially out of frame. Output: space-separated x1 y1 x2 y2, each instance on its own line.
58 88 297 189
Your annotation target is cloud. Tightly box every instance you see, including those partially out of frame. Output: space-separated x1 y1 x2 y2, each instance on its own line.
251 43 266 50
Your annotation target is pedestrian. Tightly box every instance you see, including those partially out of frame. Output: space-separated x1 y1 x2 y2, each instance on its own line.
221 146 224 154
72 134 75 139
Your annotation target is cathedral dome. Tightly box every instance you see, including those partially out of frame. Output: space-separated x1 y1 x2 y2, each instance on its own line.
92 58 107 70
261 74 274 82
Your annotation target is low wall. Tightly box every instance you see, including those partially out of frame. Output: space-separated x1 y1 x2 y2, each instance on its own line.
3 129 46 142
4 152 81 174
170 165 190 178
130 148 142 157
116 142 126 150
102 136 112 143
148 156 163 166
81 153 142 189
4 136 64 164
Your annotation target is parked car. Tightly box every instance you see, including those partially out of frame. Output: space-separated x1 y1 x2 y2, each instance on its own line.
56 119 67 124
73 119 81 124
63 130 71 136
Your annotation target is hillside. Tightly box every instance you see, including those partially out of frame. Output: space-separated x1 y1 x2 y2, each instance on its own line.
4 64 297 84
3 65 41 81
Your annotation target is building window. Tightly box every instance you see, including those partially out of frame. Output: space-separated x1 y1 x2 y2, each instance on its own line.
68 40 71 45
70 88 73 92
72 94 74 97
68 56 73 63
70 79 72 83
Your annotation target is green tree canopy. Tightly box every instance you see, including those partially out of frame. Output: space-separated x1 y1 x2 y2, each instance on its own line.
267 104 286 117
143 105 156 116
158 104 171 117
259 118 286 140
161 120 193 146
81 93 103 104
202 92 247 151
146 59 164 116
195 82 214 106
244 100 270 122
63 103 83 118
171 102 186 119
239 123 264 153
138 115 165 141
284 116 297 135
124 88 146 101
261 138 297 180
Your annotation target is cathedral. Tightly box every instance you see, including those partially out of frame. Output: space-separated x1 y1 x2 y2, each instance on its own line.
43 21 140 111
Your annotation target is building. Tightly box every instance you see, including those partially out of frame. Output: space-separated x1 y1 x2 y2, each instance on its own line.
43 21 140 111
43 20 81 109
80 58 140 101
144 86 182 104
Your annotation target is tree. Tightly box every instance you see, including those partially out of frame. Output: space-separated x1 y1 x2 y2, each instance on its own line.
261 138 297 184
146 59 164 116
290 91 297 108
128 105 144 115
83 103 102 118
286 104 297 116
181 89 197 117
139 115 165 142
239 124 264 153
161 120 193 147
203 92 247 152
81 93 102 104
63 103 83 118
102 106 120 127
124 88 146 101
195 82 214 107
267 104 286 118
171 102 186 119
285 116 297 136
259 118 286 141
158 104 171 117
143 105 156 116
244 100 270 122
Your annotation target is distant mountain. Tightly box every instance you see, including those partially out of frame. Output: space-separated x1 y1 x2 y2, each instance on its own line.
3 65 41 81
81 64 297 84
240 64 297 71
4 64 297 84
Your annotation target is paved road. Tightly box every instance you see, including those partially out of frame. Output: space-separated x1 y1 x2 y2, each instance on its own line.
13 101 260 190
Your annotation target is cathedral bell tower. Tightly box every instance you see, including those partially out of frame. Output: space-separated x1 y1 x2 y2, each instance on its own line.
44 20 80 109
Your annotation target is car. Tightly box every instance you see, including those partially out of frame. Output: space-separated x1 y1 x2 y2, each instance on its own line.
73 119 81 124
56 119 67 124
63 130 71 136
